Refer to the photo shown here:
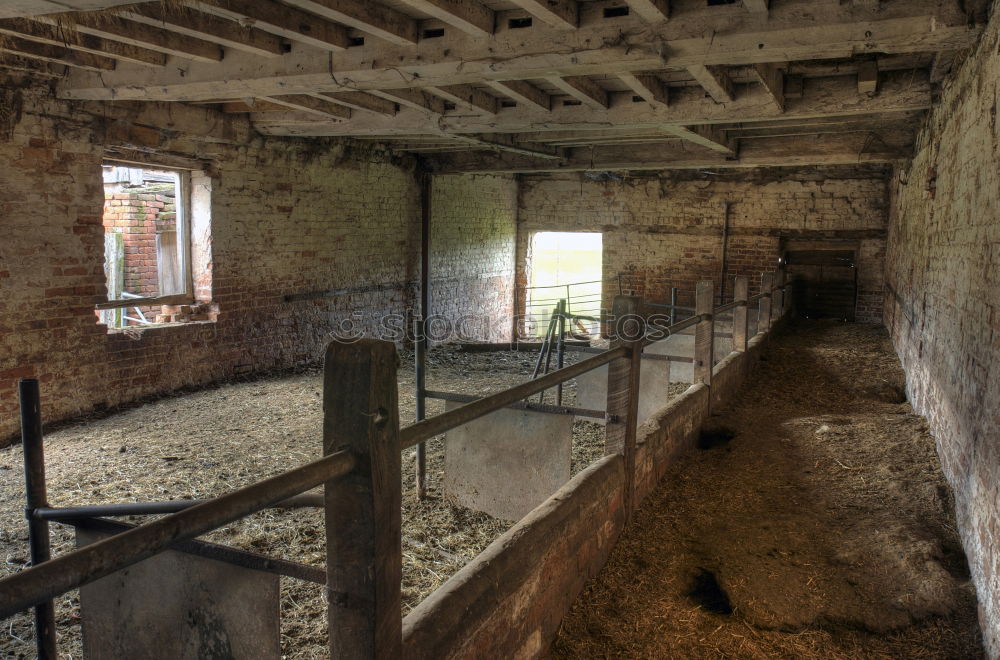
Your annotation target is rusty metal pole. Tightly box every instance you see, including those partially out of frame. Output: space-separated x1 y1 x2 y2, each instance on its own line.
323 339 402 659
19 379 57 660
555 299 567 406
670 287 678 325
415 171 431 500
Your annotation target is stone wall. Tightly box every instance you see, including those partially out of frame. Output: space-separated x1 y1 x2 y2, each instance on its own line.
0 80 515 444
516 170 888 322
430 174 518 343
885 8 1000 653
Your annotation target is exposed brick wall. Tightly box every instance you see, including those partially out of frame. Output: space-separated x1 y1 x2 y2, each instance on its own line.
885 8 1000 653
0 81 515 444
516 171 887 322
430 174 517 343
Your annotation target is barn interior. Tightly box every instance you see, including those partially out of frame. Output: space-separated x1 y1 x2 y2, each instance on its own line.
0 0 997 658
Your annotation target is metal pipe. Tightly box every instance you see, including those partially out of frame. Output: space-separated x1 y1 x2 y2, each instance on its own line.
671 287 679 324
19 379 56 660
0 450 356 620
714 299 748 314
424 390 607 420
556 300 567 406
415 170 431 500
34 493 325 521
400 347 629 450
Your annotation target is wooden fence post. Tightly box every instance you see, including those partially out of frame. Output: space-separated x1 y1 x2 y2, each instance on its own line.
732 276 749 353
759 272 774 333
694 281 715 386
773 268 785 321
323 339 401 660
605 295 642 515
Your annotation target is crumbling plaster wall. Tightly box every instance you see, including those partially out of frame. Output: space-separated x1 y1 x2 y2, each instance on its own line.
516 170 888 322
0 80 513 444
885 8 1000 653
430 174 518 344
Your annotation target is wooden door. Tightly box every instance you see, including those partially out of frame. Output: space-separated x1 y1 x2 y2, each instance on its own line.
784 249 857 321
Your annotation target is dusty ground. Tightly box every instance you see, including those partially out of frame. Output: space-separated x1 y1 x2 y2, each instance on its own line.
550 321 983 659
0 344 634 659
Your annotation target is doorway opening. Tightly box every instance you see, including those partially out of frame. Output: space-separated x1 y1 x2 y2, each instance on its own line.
525 231 603 338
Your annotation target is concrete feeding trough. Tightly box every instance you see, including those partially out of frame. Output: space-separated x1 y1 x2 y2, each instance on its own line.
443 402 573 521
78 528 281 660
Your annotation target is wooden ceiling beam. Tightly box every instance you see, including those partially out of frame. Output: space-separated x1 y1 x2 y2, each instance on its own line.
0 19 166 67
122 5 285 57
319 92 398 116
425 84 499 114
618 72 669 107
450 134 565 159
858 60 879 95
260 95 352 119
37 15 222 63
60 0 978 102
279 0 419 46
185 0 351 51
753 63 785 110
546 76 608 109
486 80 552 111
623 0 669 23
662 125 735 154
426 129 913 173
0 35 115 71
687 65 735 103
394 0 494 38
506 0 578 30
368 88 447 115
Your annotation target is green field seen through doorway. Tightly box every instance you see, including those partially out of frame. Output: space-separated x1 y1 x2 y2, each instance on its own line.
526 232 603 339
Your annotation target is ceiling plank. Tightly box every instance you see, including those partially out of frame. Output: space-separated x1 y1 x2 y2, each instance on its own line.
618 72 669 106
261 95 352 119
279 0 419 46
547 76 608 109
425 84 499 114
60 1 977 102
687 65 735 103
506 0 577 30
0 35 115 71
623 0 669 23
394 0 494 38
753 63 785 110
122 5 285 58
319 92 398 116
44 15 223 63
486 80 552 111
0 19 166 67
185 0 351 51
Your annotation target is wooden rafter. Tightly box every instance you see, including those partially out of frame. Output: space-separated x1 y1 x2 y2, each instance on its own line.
394 0 494 37
688 65 735 103
618 73 669 106
260 95 352 119
0 19 166 67
486 80 551 111
506 0 577 30
425 85 499 114
624 0 670 23
0 35 115 71
185 0 351 51
122 5 286 58
279 0 418 46
41 15 223 63
546 76 608 109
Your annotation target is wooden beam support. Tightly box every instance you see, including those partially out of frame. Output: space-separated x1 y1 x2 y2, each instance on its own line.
858 60 879 96
618 72 669 106
486 79 552 111
394 0 494 38
450 134 565 160
368 89 447 115
624 0 669 23
929 51 958 84
0 35 115 71
0 19 167 67
507 0 578 30
753 63 785 110
122 6 285 57
319 92 398 116
46 15 222 63
662 125 734 154
62 1 979 102
425 85 499 114
547 76 609 109
260 95 352 120
687 65 735 103
279 0 419 46
186 0 351 51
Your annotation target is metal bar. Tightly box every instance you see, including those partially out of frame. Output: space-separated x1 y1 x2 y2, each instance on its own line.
68 517 327 585
556 300 567 406
671 287 678 325
415 171 431 501
34 493 325 521
424 390 607 420
400 347 628 450
530 304 558 380
19 379 56 660
713 299 747 314
567 344 694 363
0 449 356 620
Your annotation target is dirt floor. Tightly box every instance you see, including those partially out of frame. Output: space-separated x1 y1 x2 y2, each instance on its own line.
550 321 984 659
0 343 657 659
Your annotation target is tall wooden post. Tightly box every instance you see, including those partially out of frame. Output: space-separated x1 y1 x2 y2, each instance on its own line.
605 295 642 516
694 281 715 386
759 272 774 333
732 276 749 353
773 268 785 322
323 339 401 659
